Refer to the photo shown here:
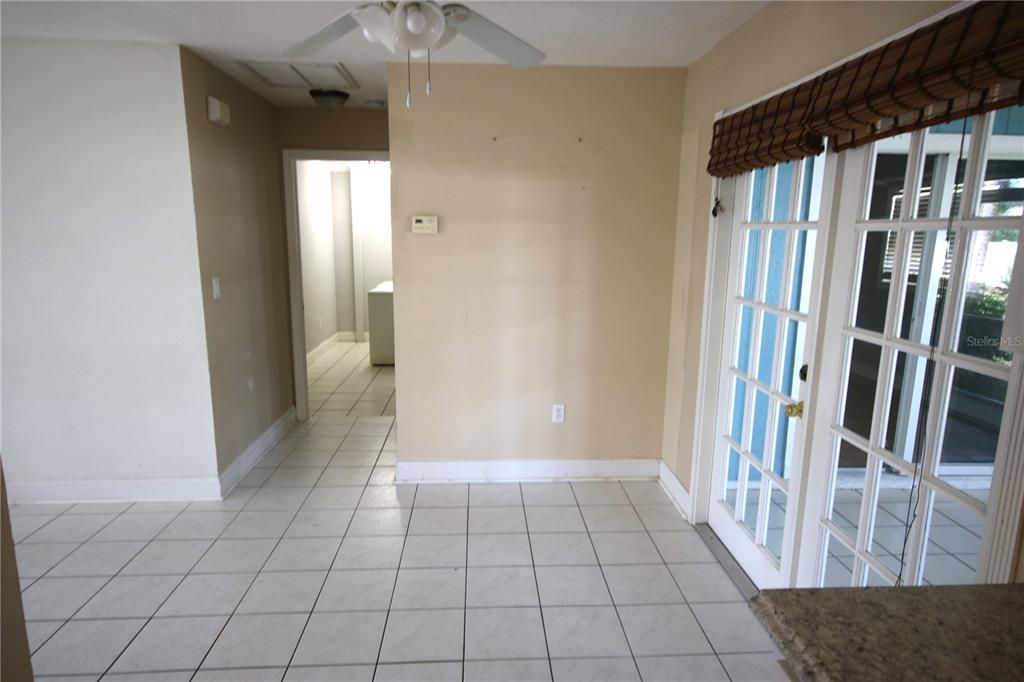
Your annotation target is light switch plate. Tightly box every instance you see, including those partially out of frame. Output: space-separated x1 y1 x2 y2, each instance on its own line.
412 215 438 234
207 96 231 127
212 276 221 300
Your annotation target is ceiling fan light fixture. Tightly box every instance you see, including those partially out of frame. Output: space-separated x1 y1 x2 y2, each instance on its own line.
392 1 445 51
353 4 396 53
405 6 427 34
286 1 545 72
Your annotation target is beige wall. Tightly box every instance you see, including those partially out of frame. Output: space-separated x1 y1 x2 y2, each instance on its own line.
389 64 685 462
661 1 955 489
180 49 294 474
276 107 389 151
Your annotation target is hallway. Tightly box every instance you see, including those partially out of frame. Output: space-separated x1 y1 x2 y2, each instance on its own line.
306 341 396 419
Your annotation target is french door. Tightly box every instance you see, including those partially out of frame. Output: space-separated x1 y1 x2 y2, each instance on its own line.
802 108 1023 587
708 105 1023 589
708 153 832 588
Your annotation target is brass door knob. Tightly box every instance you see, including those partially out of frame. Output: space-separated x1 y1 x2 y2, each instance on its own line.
784 401 805 418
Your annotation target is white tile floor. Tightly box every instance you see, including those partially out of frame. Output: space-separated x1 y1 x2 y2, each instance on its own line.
12 342 785 681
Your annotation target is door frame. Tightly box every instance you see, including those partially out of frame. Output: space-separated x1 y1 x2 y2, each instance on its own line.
282 148 389 421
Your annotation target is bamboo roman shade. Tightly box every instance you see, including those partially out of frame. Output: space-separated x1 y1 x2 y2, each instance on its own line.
707 1 1024 177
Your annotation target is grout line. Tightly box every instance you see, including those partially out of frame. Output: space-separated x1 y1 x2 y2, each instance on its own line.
461 487 470 682
624 488 734 680
97 508 246 679
311 344 395 421
23 595 760 625
519 482 555 682
17 556 726 585
116 653 776 677
183 471 324 681
568 481 644 681
27 502 183 656
371 464 419 680
281 419 399 678
308 339 363 386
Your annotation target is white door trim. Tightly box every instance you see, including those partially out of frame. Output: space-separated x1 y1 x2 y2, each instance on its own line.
352 198 367 343
282 149 389 421
688 175 737 524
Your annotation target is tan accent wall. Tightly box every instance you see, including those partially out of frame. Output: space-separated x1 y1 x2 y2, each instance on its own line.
2 468 33 681
388 64 685 462
276 107 389 151
180 49 294 474
661 1 955 490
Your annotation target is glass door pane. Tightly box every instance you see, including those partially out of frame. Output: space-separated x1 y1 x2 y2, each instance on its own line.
710 156 827 588
813 112 1020 588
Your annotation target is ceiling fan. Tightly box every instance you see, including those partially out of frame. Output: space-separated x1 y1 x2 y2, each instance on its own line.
287 2 545 106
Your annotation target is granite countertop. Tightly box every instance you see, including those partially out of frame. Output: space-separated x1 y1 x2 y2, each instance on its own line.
752 585 1024 681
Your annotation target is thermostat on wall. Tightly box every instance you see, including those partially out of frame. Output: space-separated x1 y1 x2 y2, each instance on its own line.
411 215 438 234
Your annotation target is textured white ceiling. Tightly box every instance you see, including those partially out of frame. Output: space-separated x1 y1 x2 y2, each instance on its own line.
1 1 766 108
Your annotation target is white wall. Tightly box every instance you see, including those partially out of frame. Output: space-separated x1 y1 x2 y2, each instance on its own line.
298 161 340 353
351 162 393 332
332 170 356 333
1 39 219 499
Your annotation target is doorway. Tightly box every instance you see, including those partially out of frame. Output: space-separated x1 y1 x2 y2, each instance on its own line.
697 105 1024 589
282 150 395 422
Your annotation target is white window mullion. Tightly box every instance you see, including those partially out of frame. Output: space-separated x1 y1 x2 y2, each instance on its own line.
960 111 993 220
902 129 927 223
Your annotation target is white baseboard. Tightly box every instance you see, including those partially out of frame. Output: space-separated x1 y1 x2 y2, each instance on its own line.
306 333 340 364
6 407 298 504
219 406 297 497
395 458 661 483
306 331 360 364
7 477 222 503
659 460 693 522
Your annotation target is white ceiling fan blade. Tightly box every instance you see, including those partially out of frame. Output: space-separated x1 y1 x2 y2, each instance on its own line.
285 11 360 59
443 4 544 69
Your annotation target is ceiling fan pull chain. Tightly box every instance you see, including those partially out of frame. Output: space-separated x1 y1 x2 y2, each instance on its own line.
426 49 432 95
406 50 413 108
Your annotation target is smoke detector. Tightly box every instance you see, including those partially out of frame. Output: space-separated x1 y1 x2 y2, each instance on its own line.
309 89 350 111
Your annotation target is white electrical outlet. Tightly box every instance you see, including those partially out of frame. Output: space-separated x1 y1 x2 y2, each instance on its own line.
551 404 565 423
212 277 221 300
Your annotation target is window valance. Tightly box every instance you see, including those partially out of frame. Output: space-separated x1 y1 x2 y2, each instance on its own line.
708 1 1024 177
